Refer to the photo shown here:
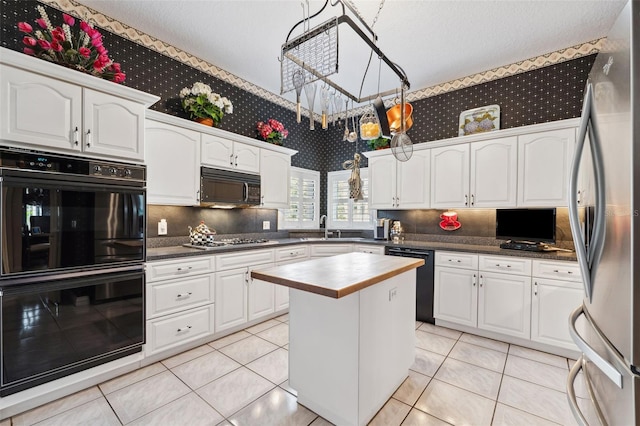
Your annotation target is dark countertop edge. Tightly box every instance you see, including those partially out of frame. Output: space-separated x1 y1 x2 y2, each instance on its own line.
251 254 425 299
146 238 577 262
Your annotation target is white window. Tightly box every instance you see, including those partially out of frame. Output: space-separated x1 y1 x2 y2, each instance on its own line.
279 167 320 229
327 168 372 229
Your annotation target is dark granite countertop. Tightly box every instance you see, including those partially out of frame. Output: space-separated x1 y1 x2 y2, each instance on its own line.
147 238 577 262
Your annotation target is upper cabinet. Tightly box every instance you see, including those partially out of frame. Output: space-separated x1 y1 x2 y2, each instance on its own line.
517 128 575 207
431 144 470 208
146 120 201 206
470 137 518 208
0 49 158 162
260 150 291 209
201 134 260 174
369 150 430 210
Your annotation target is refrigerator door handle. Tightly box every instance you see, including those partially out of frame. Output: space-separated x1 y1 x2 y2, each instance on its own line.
567 356 608 426
569 304 623 388
569 82 594 301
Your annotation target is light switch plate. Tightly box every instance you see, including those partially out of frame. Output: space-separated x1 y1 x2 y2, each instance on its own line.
263 221 270 230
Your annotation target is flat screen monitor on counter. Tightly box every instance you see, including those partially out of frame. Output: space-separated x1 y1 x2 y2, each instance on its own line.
496 208 556 244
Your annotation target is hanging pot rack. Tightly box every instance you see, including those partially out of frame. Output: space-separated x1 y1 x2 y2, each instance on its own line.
280 0 410 104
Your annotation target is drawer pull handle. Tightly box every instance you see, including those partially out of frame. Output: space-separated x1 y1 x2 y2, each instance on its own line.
495 263 500 267
177 325 192 333
176 292 192 298
176 266 193 272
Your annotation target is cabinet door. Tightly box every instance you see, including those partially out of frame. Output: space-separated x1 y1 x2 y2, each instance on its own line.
201 133 235 170
531 278 582 350
0 65 81 152
368 155 397 209
517 128 575 207
434 266 477 327
397 149 430 209
145 121 201 205
274 255 310 312
83 89 145 161
260 150 290 208
248 265 276 321
478 272 531 339
214 268 248 332
234 143 260 173
431 144 470 208
470 137 517 208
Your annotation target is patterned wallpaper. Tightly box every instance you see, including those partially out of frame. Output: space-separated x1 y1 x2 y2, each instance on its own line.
1 0 598 219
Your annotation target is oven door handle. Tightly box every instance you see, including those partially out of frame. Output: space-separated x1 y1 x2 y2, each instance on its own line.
387 249 430 257
243 182 249 202
1 265 144 289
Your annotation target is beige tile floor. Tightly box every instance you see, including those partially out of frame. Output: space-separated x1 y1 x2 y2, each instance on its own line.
6 316 595 426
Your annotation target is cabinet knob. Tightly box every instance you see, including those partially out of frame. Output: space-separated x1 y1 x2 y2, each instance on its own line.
230 154 234 166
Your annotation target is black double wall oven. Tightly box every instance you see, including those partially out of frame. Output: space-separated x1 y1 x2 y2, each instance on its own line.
0 147 146 396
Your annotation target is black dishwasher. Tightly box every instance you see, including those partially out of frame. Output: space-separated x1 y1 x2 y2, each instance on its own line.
385 247 435 324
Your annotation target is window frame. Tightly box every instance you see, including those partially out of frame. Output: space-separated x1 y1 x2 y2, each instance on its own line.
327 168 372 230
278 166 320 230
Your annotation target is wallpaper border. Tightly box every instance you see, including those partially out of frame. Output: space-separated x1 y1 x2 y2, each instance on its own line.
42 0 604 115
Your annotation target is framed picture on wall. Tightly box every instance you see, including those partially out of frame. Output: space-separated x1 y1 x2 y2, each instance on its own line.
459 105 500 136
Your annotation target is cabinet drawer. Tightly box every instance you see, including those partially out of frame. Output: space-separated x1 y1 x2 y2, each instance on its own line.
147 257 214 282
435 251 478 270
147 275 215 319
310 244 353 257
353 245 385 255
146 305 214 355
532 260 582 282
216 249 275 271
275 245 309 262
479 255 531 276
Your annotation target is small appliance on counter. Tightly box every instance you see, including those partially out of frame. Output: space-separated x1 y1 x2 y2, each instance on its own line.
188 220 216 245
374 218 390 240
390 221 405 243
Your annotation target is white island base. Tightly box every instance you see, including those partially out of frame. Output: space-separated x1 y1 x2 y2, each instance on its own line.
288 269 416 425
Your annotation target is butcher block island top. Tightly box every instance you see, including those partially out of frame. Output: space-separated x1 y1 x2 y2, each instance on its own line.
250 252 425 298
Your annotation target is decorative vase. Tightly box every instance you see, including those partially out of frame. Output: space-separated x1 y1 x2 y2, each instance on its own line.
195 117 215 127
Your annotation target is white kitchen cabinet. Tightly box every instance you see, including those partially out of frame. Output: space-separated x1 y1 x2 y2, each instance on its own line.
145 120 201 205
215 267 249 332
431 144 470 208
368 150 431 209
434 251 479 327
215 249 276 332
201 133 260 173
274 245 310 311
145 257 215 357
0 63 154 161
434 266 478 327
353 245 386 255
260 150 291 208
431 138 516 209
310 243 353 257
517 128 575 206
531 259 582 350
477 271 531 339
469 137 518 207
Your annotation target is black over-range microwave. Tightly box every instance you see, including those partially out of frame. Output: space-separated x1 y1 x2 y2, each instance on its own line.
199 167 261 208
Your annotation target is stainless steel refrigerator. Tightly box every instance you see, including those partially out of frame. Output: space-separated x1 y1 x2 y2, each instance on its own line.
567 1 640 424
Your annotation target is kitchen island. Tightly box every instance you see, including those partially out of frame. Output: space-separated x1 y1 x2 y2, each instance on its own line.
251 252 424 426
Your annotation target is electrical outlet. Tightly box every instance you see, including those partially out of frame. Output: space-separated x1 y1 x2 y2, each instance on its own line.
262 220 270 230
158 219 168 235
389 287 397 301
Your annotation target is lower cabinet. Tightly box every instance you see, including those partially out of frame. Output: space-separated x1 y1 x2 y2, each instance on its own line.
214 267 249 332
434 266 478 327
248 270 276 322
310 243 353 257
353 244 386 255
145 257 215 357
530 260 583 350
478 272 531 339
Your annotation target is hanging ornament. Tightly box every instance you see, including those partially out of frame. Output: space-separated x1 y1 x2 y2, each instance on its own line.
342 153 363 200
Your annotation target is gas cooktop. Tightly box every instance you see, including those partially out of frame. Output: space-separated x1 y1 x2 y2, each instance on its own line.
183 238 275 250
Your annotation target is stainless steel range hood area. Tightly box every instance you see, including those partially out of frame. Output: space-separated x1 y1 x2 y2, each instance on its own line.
199 167 262 208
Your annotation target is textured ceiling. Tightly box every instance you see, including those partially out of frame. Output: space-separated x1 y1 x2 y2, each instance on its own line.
76 0 626 110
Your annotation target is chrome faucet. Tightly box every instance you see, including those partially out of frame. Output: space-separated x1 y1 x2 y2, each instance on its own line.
335 229 341 238
320 215 331 239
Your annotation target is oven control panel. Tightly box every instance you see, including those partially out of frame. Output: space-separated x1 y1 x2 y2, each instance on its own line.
0 147 145 182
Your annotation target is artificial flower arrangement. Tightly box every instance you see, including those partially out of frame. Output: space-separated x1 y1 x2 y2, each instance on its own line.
17 6 125 83
256 119 288 145
367 135 390 150
179 82 233 126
